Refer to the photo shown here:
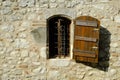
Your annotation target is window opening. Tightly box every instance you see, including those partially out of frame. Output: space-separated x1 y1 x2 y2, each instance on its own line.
47 15 71 58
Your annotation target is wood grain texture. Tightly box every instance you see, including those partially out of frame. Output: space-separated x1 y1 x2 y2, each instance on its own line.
73 16 100 63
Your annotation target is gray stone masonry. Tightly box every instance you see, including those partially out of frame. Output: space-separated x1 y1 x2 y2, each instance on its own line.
0 0 120 80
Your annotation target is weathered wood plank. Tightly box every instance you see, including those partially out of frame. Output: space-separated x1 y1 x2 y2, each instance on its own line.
75 36 97 42
76 20 97 27
74 16 100 63
73 51 96 58
73 49 95 54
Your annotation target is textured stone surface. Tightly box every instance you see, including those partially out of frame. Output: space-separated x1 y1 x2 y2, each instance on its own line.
110 42 118 48
19 0 35 7
58 0 65 3
1 24 14 32
48 71 60 80
113 61 120 67
49 59 70 67
31 27 46 44
114 15 120 23
50 0 56 3
40 47 47 58
21 21 30 27
2 0 12 7
18 33 27 38
45 8 76 19
33 67 46 74
13 69 22 75
99 0 111 2
14 39 29 48
21 50 29 58
1 7 12 15
0 0 120 80
108 69 117 76
40 4 48 8
49 3 58 8
10 14 22 21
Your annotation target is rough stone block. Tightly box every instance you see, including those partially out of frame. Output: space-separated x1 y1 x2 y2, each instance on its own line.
32 62 41 65
14 39 29 48
65 2 72 8
110 42 118 48
13 7 20 10
18 33 27 38
33 67 42 73
84 0 92 2
10 51 18 57
33 67 46 74
21 21 30 27
4 33 13 39
58 0 65 3
45 8 76 19
27 13 37 20
18 64 28 68
32 23 42 26
1 74 9 80
49 3 58 8
1 24 14 32
40 4 48 8
108 69 117 76
49 59 70 67
10 14 22 21
47 71 60 80
58 3 65 8
13 69 22 75
27 0 36 7
99 0 111 2
40 47 47 59
0 41 4 47
19 0 35 7
116 47 120 54
39 0 48 3
2 0 12 7
114 15 120 23
29 51 38 58
113 61 120 67
21 50 29 58
50 0 56 3
31 27 46 44
1 7 12 15
92 4 105 10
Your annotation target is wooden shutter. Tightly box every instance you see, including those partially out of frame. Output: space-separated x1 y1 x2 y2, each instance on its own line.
73 16 100 63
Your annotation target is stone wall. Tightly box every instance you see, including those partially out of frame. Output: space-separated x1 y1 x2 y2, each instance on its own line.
0 0 120 80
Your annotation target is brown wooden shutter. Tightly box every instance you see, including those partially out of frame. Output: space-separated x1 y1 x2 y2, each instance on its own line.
73 16 100 63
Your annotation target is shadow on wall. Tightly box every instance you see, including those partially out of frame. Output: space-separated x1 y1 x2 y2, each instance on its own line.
98 26 111 71
80 26 111 71
31 26 111 71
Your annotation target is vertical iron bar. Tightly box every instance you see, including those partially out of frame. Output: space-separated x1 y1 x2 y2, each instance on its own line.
56 19 62 58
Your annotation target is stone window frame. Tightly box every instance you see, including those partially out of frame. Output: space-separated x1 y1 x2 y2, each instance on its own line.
47 14 74 59
45 8 76 59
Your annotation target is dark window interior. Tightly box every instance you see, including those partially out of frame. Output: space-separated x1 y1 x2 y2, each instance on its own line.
47 15 71 58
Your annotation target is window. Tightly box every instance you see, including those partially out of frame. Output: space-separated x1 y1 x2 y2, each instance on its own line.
47 15 71 58
47 15 100 63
